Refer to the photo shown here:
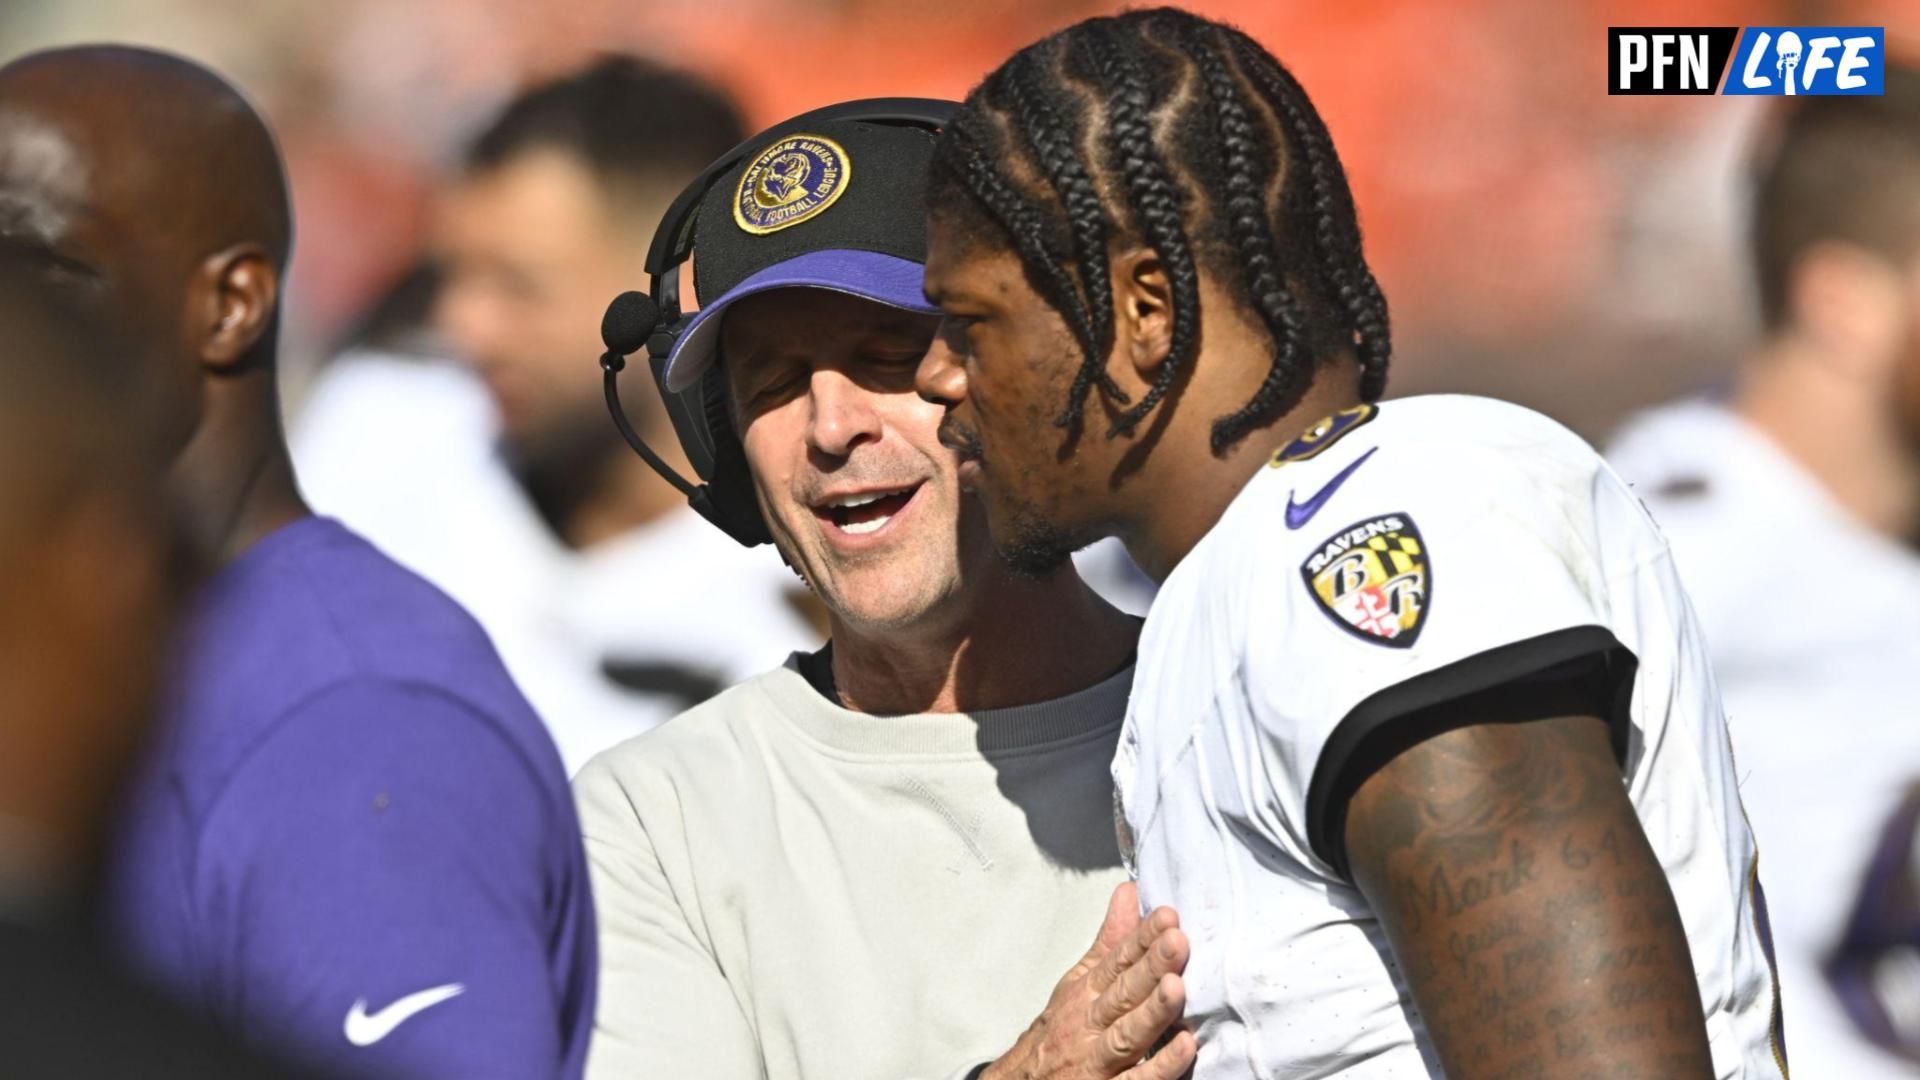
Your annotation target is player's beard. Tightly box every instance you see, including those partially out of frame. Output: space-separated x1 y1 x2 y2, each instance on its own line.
500 400 627 544
942 415 1082 577
991 478 1086 579
996 513 1079 577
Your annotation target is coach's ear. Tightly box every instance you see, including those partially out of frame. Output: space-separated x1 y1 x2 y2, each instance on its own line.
189 243 280 370
1112 247 1174 378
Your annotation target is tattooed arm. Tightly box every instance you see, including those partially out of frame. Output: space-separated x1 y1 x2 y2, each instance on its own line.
1344 712 1714 1079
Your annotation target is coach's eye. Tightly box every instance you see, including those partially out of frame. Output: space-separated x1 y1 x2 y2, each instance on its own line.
744 374 804 411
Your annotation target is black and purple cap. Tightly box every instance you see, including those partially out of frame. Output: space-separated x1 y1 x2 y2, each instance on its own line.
661 117 942 393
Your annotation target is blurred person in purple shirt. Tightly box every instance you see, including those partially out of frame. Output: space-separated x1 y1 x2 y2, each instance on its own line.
0 251 310 1078
0 45 594 1079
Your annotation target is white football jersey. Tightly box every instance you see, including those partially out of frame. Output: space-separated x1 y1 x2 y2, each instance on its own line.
1609 399 1920 1079
1115 395 1785 1078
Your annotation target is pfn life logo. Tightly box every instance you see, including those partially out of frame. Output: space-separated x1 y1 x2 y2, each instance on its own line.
1610 27 1883 95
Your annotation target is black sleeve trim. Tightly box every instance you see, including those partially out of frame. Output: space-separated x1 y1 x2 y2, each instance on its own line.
1305 624 1639 881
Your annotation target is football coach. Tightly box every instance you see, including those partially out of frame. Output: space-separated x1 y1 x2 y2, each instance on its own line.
574 101 1196 1080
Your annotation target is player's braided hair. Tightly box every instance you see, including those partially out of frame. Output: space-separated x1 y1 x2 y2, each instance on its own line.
929 7 1391 453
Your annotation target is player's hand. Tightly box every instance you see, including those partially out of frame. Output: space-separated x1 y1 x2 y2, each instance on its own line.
980 882 1194 1080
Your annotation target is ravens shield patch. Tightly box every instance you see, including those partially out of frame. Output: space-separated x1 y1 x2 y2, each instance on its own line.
1300 512 1430 647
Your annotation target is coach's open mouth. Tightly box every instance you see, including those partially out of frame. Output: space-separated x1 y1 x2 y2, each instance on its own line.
811 483 923 537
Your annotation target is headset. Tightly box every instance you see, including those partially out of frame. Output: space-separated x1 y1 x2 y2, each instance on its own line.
598 97 957 548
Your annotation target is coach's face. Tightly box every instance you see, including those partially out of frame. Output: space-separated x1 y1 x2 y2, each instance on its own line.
722 288 977 631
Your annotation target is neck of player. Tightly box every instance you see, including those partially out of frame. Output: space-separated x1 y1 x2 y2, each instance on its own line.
1737 336 1920 546
170 368 311 567
519 406 698 551
563 443 699 550
828 564 1138 716
1118 350 1366 583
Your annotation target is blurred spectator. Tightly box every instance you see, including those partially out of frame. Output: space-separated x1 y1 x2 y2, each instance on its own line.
5 0 1822 439
0 45 593 1078
0 253 302 1076
1829 783 1920 1067
294 57 822 771
1607 69 1920 1078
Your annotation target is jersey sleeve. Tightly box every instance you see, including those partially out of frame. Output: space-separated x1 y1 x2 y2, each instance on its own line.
1246 438 1646 879
573 753 765 1080
188 680 574 1079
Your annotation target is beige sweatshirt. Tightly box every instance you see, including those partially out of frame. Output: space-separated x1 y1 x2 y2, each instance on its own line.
575 657 1131 1080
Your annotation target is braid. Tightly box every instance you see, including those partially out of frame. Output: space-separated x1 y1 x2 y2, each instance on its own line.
1070 23 1201 439
940 110 1101 385
1179 23 1316 453
998 47 1131 425
1226 30 1392 402
932 7 1393 455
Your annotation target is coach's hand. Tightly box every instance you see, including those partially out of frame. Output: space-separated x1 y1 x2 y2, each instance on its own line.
981 882 1194 1080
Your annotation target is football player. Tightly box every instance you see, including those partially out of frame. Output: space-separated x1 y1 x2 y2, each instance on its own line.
1607 70 1920 1077
916 8 1784 1076
1825 783 1920 1067
0 46 595 1078
0 225 309 1080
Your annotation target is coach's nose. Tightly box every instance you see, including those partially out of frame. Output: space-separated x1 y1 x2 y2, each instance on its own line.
916 331 968 409
805 368 883 459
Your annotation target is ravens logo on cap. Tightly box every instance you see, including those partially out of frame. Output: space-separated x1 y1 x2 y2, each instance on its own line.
733 134 852 235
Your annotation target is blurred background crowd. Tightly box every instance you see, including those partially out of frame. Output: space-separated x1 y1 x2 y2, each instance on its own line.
5 0 1866 432
5 0 1920 1075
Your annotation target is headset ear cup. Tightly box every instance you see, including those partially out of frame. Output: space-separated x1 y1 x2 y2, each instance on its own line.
698 368 774 546
636 320 771 547
648 342 719 481
706 448 772 546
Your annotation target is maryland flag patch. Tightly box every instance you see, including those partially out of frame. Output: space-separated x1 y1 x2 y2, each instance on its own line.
1300 513 1430 647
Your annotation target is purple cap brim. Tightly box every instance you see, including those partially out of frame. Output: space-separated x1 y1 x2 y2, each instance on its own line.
662 249 939 393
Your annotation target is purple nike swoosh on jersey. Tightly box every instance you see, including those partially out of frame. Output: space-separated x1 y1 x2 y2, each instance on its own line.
1285 447 1378 529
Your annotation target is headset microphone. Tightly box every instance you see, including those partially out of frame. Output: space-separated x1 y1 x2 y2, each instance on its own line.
600 289 774 543
599 291 694 498
600 289 659 359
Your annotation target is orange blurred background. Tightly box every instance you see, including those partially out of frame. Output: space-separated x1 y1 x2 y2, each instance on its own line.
6 0 1916 437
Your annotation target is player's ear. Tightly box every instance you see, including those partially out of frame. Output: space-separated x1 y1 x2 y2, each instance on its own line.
1790 241 1904 380
189 243 280 370
1112 246 1174 378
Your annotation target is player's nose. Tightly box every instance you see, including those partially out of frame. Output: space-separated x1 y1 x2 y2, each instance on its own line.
916 335 967 409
